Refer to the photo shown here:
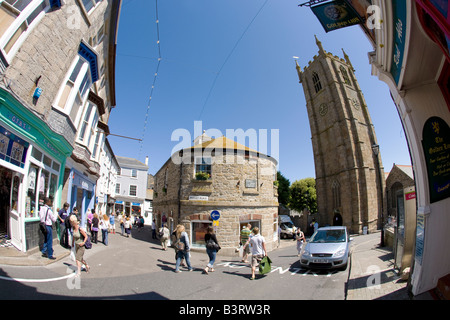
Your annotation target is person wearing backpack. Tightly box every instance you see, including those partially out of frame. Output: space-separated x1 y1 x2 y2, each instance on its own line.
174 225 193 273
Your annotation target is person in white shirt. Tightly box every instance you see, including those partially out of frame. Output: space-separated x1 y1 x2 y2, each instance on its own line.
39 197 57 260
246 227 267 280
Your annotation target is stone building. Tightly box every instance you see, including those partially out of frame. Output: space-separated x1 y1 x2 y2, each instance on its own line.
296 37 386 234
0 0 121 251
386 164 415 221
153 134 279 256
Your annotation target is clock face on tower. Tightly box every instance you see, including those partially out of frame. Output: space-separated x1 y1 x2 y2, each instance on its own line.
319 103 328 116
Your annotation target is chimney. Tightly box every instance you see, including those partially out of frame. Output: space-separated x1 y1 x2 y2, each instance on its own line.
145 156 149 166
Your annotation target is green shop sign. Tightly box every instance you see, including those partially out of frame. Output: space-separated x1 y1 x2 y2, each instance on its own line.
422 117 450 203
0 88 73 162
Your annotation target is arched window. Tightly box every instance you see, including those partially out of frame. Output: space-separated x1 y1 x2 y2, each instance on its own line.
312 72 322 93
332 180 341 210
340 66 351 85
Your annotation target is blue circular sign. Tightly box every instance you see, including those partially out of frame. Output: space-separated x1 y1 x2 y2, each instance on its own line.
210 210 221 221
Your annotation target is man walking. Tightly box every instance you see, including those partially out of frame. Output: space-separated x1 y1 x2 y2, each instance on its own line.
40 197 57 260
247 227 266 280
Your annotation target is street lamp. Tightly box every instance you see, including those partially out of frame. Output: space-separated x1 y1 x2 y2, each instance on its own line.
372 143 385 247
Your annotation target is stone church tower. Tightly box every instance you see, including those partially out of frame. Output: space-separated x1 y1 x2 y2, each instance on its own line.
296 37 386 234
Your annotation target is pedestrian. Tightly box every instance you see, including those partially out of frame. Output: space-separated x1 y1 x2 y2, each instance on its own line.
174 225 193 273
119 213 125 236
159 223 170 250
91 213 99 243
69 215 90 277
109 212 116 234
246 227 267 280
100 213 110 246
65 207 79 248
295 227 306 256
39 197 57 260
152 219 157 239
86 209 93 235
124 216 132 237
240 223 252 263
204 226 220 274
58 202 70 248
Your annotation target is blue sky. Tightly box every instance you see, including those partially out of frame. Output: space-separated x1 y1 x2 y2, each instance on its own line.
108 0 412 183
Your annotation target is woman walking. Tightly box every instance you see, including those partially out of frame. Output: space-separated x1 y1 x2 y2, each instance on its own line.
91 213 99 243
204 226 220 274
124 216 132 238
159 223 170 250
69 215 90 277
174 225 193 273
100 214 110 246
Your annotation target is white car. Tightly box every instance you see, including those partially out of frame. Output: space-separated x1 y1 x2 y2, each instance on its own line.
300 226 352 270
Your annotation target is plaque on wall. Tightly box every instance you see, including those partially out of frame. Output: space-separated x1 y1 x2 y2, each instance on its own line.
245 179 257 188
422 117 450 203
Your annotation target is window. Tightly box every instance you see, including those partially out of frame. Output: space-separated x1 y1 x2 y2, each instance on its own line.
131 169 137 178
195 157 212 178
192 221 213 247
115 183 120 194
312 72 322 93
0 0 49 61
332 180 341 210
26 146 60 218
56 56 92 125
82 0 102 14
340 66 351 86
129 185 137 197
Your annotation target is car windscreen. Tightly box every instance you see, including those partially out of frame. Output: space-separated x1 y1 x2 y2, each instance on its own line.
310 229 346 243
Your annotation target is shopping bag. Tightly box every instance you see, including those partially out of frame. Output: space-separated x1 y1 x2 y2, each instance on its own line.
69 246 76 262
259 256 272 275
239 245 244 258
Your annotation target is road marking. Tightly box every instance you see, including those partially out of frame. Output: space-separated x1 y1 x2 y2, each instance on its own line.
0 273 75 283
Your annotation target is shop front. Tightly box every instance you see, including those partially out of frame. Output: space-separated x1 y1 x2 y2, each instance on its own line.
66 167 96 228
0 88 72 252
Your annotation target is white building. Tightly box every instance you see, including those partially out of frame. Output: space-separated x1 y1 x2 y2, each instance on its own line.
96 138 119 216
114 156 149 218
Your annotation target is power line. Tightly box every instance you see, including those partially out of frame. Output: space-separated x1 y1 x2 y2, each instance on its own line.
198 0 270 119
138 0 162 159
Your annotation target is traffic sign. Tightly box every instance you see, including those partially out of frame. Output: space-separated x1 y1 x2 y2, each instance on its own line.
210 210 220 221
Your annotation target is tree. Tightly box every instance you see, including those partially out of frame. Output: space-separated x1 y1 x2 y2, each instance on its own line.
276 171 291 206
289 178 317 214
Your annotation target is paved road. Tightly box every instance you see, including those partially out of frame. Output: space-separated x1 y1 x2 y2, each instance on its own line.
0 226 349 300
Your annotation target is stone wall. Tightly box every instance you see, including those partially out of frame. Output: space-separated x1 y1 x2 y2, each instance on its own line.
153 150 279 256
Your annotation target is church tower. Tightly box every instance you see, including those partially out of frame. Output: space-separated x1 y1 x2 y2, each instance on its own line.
297 37 386 234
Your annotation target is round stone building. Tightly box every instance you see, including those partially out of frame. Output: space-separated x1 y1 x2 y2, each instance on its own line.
153 134 279 256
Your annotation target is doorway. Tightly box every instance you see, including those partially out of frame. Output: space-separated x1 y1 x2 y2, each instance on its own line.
0 166 12 245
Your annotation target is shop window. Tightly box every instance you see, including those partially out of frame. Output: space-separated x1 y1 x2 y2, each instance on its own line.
0 125 29 168
239 220 261 233
192 221 212 247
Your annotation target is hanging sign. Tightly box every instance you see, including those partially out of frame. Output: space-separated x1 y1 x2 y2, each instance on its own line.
310 0 362 33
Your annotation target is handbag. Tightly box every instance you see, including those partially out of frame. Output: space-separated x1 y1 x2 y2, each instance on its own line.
84 235 92 249
175 237 185 251
39 208 49 236
206 238 220 251
259 256 272 275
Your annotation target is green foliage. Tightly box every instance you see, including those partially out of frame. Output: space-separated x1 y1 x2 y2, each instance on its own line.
276 171 291 206
195 171 211 180
289 177 317 214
